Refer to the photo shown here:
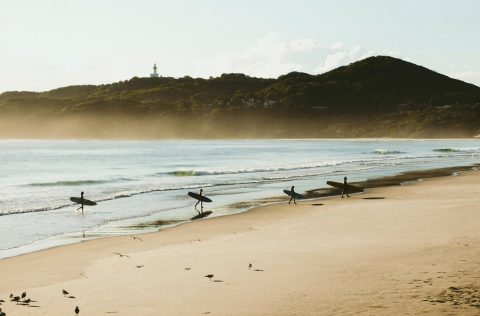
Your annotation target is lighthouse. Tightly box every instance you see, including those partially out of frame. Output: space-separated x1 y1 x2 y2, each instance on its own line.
150 63 159 78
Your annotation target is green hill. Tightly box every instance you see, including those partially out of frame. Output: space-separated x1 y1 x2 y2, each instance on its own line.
1 56 479 138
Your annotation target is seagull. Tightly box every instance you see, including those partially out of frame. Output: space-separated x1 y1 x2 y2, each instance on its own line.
21 291 27 299
75 305 80 315
62 289 69 296
248 263 252 269
9 294 13 299
131 236 143 241
204 274 214 281
114 252 130 258
23 298 31 304
11 296 20 303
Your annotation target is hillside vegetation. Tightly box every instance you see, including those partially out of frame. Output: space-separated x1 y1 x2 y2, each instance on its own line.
1 56 479 138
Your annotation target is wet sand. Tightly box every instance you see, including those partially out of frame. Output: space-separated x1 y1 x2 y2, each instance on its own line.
1 169 479 315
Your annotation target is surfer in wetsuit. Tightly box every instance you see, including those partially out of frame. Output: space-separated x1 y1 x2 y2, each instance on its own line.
195 189 204 215
289 186 297 205
77 191 85 214
341 177 350 198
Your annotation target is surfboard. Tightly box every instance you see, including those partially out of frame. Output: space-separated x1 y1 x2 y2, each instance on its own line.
188 192 212 203
70 197 97 206
326 181 364 193
283 190 304 199
190 211 212 220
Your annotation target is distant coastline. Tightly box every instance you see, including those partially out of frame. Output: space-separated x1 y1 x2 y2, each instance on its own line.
0 56 479 139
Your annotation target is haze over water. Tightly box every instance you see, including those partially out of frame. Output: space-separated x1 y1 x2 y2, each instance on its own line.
0 139 479 258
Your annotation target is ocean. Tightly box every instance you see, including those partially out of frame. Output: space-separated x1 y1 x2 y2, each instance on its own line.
0 139 479 258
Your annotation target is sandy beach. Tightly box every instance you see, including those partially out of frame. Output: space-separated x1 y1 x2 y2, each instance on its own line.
1 170 480 315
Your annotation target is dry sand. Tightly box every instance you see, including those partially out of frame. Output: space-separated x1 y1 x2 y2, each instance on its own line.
1 170 480 315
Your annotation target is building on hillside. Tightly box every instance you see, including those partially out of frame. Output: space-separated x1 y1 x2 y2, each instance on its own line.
150 63 159 78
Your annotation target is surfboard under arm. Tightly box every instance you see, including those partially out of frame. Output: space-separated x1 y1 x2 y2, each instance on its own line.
188 192 212 203
283 190 304 199
70 197 97 206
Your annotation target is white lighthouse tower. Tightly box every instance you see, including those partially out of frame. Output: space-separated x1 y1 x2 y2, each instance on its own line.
150 63 159 78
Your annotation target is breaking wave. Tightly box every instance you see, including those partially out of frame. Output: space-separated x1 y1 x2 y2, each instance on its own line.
371 149 405 155
165 160 372 177
433 147 480 153
26 178 132 187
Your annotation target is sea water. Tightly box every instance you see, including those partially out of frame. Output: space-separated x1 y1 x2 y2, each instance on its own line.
0 139 479 258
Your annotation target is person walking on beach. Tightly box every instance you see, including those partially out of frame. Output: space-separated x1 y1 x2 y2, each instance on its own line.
195 188 204 214
77 191 85 214
342 177 350 198
289 186 297 205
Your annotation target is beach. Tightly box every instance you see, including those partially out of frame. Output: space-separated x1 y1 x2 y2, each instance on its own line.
1 1 479 315
1 169 479 315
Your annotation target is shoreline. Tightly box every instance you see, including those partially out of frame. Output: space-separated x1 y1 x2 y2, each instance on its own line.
0 163 478 261
0 166 480 314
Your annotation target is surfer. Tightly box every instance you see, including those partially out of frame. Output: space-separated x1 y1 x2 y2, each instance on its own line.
195 189 204 214
342 177 350 198
77 191 85 213
288 186 297 205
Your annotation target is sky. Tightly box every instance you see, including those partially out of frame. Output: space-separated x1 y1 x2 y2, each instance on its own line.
0 0 479 92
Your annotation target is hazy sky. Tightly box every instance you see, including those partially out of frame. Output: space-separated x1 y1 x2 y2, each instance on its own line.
0 0 479 92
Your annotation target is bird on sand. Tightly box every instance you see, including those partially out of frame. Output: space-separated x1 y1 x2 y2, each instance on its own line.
21 292 27 299
62 289 69 296
23 298 31 304
136 265 144 268
11 296 20 303
68 296 76 299
114 252 130 258
248 263 252 269
75 305 80 315
204 274 214 281
9 294 12 299
131 236 143 241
